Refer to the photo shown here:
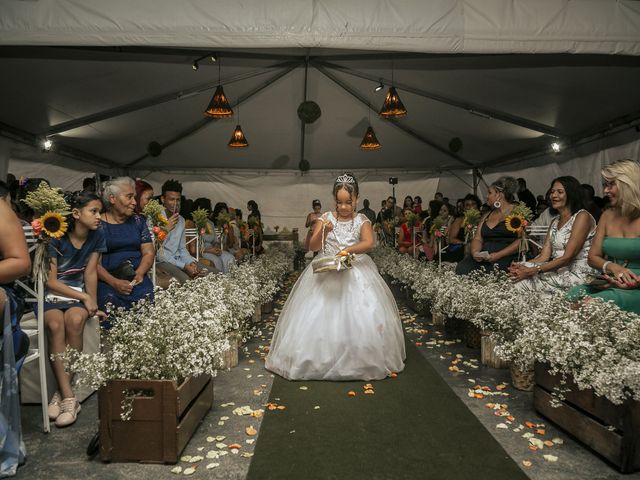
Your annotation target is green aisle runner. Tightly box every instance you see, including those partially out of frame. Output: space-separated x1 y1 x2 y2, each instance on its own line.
247 341 529 480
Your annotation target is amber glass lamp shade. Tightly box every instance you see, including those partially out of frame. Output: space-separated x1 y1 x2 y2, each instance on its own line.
228 125 249 148
204 85 233 118
379 86 407 117
360 126 381 150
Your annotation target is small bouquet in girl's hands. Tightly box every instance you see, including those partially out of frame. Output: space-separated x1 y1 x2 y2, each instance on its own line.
505 202 533 260
430 217 448 239
142 199 169 247
191 208 212 236
462 208 481 244
22 181 71 283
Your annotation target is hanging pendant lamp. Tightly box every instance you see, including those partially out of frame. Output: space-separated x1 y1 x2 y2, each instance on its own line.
379 86 407 117
228 124 249 148
205 85 233 118
204 57 233 118
360 126 381 150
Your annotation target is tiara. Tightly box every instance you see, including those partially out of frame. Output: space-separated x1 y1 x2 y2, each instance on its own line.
336 174 355 184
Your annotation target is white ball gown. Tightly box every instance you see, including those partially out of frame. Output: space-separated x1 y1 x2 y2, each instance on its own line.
265 212 406 381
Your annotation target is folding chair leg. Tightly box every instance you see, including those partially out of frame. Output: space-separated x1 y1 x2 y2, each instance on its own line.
37 277 50 433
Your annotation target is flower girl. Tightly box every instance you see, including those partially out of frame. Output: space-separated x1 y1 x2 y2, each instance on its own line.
266 173 405 380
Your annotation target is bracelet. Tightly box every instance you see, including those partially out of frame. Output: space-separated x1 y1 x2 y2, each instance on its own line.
602 260 612 275
535 264 542 275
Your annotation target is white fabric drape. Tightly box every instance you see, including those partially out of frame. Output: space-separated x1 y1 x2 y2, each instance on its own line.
1 0 639 55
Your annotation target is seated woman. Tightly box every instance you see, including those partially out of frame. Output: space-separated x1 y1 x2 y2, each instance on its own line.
568 160 640 314
206 202 237 274
426 203 454 261
44 192 106 427
456 176 520 275
134 179 154 214
0 187 30 474
443 194 481 262
509 176 596 294
98 177 154 317
421 200 442 260
247 200 264 255
398 208 421 254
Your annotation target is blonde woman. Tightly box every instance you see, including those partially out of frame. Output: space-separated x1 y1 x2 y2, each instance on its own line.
568 159 640 314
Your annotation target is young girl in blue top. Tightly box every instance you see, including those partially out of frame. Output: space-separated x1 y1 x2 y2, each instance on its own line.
44 192 106 428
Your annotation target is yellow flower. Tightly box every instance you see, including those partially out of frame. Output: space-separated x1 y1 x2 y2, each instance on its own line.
40 211 68 239
157 214 169 225
505 213 525 234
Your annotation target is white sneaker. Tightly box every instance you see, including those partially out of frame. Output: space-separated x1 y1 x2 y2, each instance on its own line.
48 391 62 420
55 397 81 427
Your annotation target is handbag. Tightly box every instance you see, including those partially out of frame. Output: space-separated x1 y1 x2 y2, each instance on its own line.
311 220 355 274
109 259 136 281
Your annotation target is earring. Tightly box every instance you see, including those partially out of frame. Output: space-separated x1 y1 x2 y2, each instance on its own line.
493 201 501 209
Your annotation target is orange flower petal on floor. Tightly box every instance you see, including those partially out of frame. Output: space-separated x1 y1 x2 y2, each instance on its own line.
543 440 554 447
347 391 356 397
536 429 545 435
277 405 286 410
529 445 539 452
525 421 536 428
245 426 257 436
364 389 375 395
228 443 242 450
389 372 398 378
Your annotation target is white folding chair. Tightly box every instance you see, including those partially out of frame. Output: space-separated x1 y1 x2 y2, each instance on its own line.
16 225 50 432
526 224 550 249
184 228 200 261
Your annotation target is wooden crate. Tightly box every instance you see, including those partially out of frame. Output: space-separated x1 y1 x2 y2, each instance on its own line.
215 331 239 369
261 301 273 314
480 331 509 369
464 321 481 349
534 363 640 473
99 375 213 463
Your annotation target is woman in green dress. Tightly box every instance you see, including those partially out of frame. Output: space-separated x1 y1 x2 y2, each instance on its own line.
568 159 640 314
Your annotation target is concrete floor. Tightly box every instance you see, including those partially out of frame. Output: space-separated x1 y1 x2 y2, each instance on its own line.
14 277 640 480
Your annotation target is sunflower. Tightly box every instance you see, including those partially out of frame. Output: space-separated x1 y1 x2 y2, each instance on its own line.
40 211 68 239
505 213 525 234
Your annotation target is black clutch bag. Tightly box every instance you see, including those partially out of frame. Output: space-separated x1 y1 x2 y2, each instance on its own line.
109 259 136 281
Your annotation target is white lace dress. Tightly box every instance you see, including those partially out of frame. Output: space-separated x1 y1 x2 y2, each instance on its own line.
515 210 597 294
265 212 406 381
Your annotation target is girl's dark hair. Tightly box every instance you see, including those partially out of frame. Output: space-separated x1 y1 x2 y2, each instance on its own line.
193 197 212 212
463 193 482 210
490 176 518 203
414 196 422 204
332 172 359 198
212 202 228 225
247 200 261 221
403 196 413 208
66 191 102 232
428 200 443 219
548 176 585 215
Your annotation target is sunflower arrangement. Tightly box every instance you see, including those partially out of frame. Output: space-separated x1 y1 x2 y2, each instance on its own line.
142 199 170 247
191 208 212 235
21 181 70 284
504 202 533 260
462 208 481 244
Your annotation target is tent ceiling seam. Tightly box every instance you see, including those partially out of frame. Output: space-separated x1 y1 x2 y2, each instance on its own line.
316 60 562 138
312 62 475 168
125 61 302 169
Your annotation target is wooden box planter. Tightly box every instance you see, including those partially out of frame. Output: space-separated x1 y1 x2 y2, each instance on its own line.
261 301 274 314
431 310 445 326
252 303 262 323
215 330 239 369
480 331 509 369
464 321 482 349
99 375 213 464
534 363 640 473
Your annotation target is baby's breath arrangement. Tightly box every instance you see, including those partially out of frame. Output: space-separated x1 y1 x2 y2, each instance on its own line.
60 243 294 417
370 245 640 404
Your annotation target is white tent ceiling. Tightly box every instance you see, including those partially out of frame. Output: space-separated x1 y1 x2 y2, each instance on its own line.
1 0 640 175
